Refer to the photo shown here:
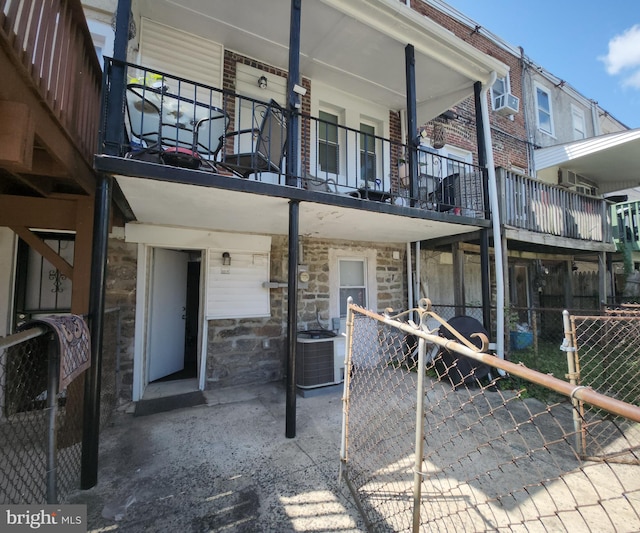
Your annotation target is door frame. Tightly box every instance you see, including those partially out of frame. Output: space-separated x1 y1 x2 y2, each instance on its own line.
132 244 208 401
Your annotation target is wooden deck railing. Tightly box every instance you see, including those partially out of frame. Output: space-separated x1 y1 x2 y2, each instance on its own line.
0 0 102 164
497 168 611 243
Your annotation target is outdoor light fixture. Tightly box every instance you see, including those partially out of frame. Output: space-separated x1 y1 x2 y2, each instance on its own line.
258 75 268 89
222 252 231 266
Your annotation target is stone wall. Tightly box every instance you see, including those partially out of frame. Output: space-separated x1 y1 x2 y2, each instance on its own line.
105 229 137 403
205 236 408 389
106 231 410 394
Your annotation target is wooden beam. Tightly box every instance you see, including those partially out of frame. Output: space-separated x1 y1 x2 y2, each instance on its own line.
0 101 34 170
0 195 78 229
10 225 74 280
1 167 53 196
0 47 96 195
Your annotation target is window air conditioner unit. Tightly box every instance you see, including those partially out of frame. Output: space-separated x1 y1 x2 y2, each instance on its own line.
558 169 577 187
494 93 520 116
559 170 599 196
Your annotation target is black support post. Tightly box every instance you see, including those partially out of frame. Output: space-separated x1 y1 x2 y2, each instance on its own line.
285 0 302 438
103 0 130 156
286 200 300 438
80 175 112 489
405 45 418 206
474 81 492 331
286 0 301 187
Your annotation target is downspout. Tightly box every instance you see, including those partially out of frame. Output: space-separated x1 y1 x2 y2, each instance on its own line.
481 72 506 359
415 241 421 303
407 242 413 312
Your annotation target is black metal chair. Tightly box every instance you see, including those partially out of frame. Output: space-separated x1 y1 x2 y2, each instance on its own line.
217 100 287 179
428 172 459 212
125 83 229 170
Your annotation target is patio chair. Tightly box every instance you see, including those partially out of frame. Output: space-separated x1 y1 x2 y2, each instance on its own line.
217 100 287 179
160 106 229 171
125 85 161 157
427 172 459 212
126 84 229 171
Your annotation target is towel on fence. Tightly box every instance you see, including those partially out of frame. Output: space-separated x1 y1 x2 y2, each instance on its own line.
20 314 91 390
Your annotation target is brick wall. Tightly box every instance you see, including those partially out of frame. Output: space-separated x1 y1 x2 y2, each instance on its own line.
410 0 529 172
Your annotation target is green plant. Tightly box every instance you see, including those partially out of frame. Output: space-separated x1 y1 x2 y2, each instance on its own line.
507 307 520 331
499 341 568 403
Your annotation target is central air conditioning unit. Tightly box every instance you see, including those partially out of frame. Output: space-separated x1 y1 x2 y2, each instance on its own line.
296 330 343 389
494 93 520 116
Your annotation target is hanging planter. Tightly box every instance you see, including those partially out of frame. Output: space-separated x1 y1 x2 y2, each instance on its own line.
432 122 446 149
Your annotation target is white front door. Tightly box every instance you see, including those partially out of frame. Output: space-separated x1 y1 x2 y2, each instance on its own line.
148 248 188 382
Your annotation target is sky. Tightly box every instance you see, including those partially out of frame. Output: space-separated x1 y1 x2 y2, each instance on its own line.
439 0 640 129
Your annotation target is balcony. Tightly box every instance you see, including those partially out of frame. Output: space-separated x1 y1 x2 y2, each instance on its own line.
0 0 101 196
98 60 488 236
498 169 613 249
613 200 640 251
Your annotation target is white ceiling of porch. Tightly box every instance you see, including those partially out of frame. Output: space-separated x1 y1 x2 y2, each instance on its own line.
115 175 480 243
135 0 508 123
535 128 640 194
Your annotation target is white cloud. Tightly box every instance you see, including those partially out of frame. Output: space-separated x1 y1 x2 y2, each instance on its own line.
600 25 640 74
622 69 640 89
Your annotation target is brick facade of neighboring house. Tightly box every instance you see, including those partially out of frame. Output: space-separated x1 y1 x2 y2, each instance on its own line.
412 0 529 173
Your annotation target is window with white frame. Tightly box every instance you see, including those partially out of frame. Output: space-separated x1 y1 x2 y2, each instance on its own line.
318 110 340 175
339 259 367 316
491 76 509 110
329 248 377 334
535 84 554 135
86 20 114 70
571 105 586 140
359 123 376 183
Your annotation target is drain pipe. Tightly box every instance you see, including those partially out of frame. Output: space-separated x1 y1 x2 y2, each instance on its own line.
406 242 413 312
415 241 421 303
480 72 505 359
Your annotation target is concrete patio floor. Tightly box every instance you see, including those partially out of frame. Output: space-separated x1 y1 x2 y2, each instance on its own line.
69 382 365 532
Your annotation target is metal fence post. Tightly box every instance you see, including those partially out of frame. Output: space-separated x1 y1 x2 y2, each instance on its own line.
412 336 427 532
340 297 354 473
562 310 585 455
46 334 59 504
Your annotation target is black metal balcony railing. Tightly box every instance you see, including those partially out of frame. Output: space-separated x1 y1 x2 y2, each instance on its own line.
498 169 612 243
100 59 488 219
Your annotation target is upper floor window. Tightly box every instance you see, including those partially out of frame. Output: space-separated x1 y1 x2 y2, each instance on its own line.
571 105 586 140
491 76 509 110
359 123 376 182
86 19 114 70
535 85 554 136
318 110 339 174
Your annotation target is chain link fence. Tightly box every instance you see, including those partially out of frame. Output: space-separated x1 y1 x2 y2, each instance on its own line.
340 299 640 532
566 306 640 463
0 309 120 504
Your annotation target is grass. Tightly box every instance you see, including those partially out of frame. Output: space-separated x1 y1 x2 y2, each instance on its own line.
501 340 570 403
